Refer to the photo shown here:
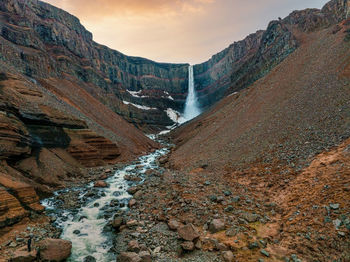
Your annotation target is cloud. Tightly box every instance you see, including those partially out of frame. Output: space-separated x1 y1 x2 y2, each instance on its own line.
45 0 215 18
43 0 329 64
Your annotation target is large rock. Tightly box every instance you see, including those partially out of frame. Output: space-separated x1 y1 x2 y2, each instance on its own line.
222 251 235 262
139 251 151 262
112 216 124 230
181 241 195 251
127 240 140 252
94 181 108 188
38 238 72 262
168 219 183 230
177 224 200 241
117 252 141 262
209 219 225 233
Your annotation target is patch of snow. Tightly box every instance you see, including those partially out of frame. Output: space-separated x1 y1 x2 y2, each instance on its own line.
228 92 238 97
163 91 174 100
123 101 157 110
159 130 171 135
126 90 148 98
165 108 186 124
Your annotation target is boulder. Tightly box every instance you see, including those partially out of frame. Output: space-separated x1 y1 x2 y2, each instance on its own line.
112 216 124 230
117 252 141 262
99 174 108 180
126 220 138 228
83 256 96 262
94 181 108 188
241 212 259 223
222 251 235 262
181 241 195 251
127 187 139 194
177 224 200 241
38 238 72 262
168 219 183 231
139 251 151 262
209 219 225 233
128 199 137 207
133 190 143 200
127 240 140 252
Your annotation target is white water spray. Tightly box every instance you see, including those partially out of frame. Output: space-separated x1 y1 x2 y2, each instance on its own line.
183 65 201 121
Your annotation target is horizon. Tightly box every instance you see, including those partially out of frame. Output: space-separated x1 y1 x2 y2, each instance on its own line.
44 0 328 64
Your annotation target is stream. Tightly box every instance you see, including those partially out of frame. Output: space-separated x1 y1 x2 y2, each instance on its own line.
41 135 169 261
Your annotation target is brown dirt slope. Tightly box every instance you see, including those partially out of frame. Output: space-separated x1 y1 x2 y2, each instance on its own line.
169 21 350 174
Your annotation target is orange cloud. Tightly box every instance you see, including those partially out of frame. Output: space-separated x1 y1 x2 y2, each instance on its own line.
43 0 328 64
45 0 214 18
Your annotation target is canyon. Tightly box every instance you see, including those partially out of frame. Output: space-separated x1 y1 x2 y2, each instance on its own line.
0 0 349 261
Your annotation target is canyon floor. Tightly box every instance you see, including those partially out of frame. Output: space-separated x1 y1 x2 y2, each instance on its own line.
1 136 349 262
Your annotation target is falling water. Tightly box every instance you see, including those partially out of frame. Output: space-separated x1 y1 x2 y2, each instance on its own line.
183 65 201 120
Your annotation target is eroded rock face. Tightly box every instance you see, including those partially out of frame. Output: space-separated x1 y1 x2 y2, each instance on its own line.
0 112 31 159
0 187 28 228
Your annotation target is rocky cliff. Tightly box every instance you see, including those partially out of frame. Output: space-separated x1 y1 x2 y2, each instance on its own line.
192 0 350 110
0 0 190 130
0 0 171 228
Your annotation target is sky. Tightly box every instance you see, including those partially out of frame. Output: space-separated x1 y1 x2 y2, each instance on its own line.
43 0 329 64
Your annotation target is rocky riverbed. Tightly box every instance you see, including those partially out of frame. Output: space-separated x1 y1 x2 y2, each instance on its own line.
38 136 169 261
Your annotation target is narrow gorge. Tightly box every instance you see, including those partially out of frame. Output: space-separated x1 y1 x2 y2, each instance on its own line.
0 0 350 261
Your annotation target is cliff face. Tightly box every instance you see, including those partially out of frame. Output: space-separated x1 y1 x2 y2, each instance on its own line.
0 0 189 130
192 21 300 109
0 0 168 228
192 0 350 110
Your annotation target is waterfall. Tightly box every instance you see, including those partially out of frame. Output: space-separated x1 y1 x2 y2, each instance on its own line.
183 65 201 121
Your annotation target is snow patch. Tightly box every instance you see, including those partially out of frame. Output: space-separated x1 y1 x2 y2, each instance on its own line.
123 101 157 110
228 91 238 97
158 130 171 135
165 108 186 124
126 90 148 98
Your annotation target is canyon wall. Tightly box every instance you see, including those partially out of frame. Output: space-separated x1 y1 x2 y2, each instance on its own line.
0 0 189 130
192 0 350 110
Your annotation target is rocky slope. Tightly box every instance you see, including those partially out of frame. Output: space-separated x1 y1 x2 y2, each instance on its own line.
158 0 350 260
170 0 350 174
192 0 350 110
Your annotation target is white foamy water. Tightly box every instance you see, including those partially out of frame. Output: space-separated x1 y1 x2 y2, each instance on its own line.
183 65 201 121
42 144 169 262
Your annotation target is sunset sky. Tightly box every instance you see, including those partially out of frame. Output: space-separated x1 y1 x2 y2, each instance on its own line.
43 0 329 64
